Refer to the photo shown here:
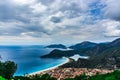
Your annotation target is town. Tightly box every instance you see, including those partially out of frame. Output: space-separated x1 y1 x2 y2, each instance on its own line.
39 68 113 80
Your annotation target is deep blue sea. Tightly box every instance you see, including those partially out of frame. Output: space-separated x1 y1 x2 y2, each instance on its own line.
0 45 66 76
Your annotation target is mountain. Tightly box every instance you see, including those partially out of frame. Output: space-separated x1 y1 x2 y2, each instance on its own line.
41 38 120 58
41 42 107 58
41 48 90 58
110 38 120 47
60 47 120 69
45 44 67 49
41 49 75 58
69 41 97 50
84 38 120 56
42 38 120 69
85 43 110 56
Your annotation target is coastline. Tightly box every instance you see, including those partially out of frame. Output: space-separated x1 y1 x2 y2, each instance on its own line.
29 57 70 75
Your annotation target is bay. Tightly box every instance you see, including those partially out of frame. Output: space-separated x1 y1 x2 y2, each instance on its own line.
0 45 66 76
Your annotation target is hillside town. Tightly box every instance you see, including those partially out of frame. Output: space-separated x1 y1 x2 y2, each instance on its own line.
38 68 113 80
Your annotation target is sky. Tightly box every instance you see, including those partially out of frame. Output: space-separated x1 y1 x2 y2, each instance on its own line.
0 0 120 45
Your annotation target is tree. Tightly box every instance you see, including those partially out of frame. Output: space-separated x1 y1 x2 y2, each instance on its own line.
105 76 115 80
0 61 17 79
0 61 5 77
0 76 6 80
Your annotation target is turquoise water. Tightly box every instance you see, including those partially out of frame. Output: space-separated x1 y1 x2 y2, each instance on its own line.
0 46 66 76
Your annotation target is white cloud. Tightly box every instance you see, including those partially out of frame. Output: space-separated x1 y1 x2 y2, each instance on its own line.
30 2 47 13
13 0 36 5
0 0 119 45
101 20 120 37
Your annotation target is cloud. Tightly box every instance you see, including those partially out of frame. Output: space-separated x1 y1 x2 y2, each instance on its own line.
0 0 119 44
12 0 36 5
0 35 52 45
50 16 62 23
102 20 120 37
0 21 25 36
101 0 120 21
30 2 47 13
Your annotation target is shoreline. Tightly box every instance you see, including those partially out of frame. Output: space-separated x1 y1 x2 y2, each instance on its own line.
29 57 70 75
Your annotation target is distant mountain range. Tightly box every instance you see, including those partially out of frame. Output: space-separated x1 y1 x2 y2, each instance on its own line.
45 41 109 50
41 38 120 69
42 38 120 58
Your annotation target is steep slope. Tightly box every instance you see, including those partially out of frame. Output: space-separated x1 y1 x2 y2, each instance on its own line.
85 38 120 56
41 48 89 58
41 49 75 58
61 47 120 69
110 38 120 47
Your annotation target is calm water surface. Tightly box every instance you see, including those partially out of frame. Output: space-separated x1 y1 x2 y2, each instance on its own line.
0 46 66 76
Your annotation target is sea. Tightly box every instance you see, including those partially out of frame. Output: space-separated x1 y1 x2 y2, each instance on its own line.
0 45 66 76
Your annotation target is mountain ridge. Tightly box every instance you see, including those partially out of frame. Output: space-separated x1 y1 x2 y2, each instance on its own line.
45 44 67 49
41 38 120 69
41 38 120 58
69 41 97 50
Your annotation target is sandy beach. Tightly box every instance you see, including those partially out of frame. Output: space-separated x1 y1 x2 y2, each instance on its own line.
29 57 70 75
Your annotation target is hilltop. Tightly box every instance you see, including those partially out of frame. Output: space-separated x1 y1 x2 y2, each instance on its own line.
45 44 67 49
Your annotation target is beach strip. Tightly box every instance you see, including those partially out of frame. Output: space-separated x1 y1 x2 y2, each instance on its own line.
29 57 70 75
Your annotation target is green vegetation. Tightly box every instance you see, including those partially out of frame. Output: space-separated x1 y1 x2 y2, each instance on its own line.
0 76 6 80
65 70 120 80
0 61 17 79
12 74 57 80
